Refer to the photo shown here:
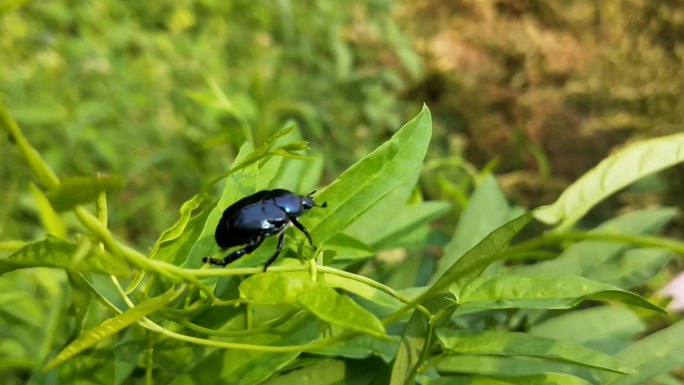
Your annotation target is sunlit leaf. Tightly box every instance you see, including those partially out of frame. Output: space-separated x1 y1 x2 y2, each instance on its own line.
535 133 684 230
424 372 592 385
297 283 386 339
239 271 313 304
306 106 432 246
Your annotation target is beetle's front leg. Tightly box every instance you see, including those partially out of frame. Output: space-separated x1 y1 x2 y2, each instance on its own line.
262 231 285 272
203 236 264 267
289 217 315 248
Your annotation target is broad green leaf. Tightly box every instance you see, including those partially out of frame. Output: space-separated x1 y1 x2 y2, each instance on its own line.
344 168 421 245
455 275 665 313
436 175 511 279
513 208 677 277
436 329 634 373
434 354 584 376
371 201 452 250
148 194 206 259
306 106 432 246
297 283 386 338
425 212 534 301
0 237 130 275
422 372 592 385
47 175 125 212
29 182 67 238
535 133 684 230
601 319 684 385
44 288 177 370
529 306 646 355
239 271 313 304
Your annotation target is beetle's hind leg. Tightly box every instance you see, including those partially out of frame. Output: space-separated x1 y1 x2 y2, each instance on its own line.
289 217 315 248
203 235 264 267
262 232 285 272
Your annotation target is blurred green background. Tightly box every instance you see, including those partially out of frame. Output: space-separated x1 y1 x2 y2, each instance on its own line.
2 0 684 247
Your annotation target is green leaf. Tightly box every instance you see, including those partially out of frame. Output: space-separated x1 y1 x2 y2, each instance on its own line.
47 175 125 212
297 283 386 339
0 237 130 275
425 212 534 301
306 106 432 246
455 274 665 313
512 208 677 277
323 233 375 262
601 319 684 385
239 271 313 304
529 306 646 355
371 201 452 250
323 273 402 310
434 355 584 377
436 329 634 373
535 133 684 230
436 175 511 279
423 372 592 385
44 288 177 370
263 359 347 385
149 194 206 259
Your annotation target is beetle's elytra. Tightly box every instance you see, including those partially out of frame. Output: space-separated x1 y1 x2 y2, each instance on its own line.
202 189 327 271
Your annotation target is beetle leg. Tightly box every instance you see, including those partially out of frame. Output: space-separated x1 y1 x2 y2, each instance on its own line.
204 235 264 267
289 217 315 248
262 231 285 272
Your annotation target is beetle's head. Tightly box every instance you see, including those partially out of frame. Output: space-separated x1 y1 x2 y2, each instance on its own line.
302 190 327 211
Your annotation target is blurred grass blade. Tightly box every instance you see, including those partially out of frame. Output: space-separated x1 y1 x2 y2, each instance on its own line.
601 319 684 385
29 182 68 238
456 274 665 313
0 103 60 188
535 133 684 230
0 236 130 275
436 329 635 373
44 288 177 370
308 105 432 246
47 175 125 212
148 194 206 259
297 283 386 339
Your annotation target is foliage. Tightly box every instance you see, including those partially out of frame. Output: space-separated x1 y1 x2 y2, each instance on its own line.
2 102 684 385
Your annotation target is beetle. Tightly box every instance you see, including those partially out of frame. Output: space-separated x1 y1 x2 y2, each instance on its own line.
202 189 327 271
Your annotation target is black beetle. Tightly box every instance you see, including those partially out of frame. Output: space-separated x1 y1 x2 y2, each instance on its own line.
202 189 327 271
